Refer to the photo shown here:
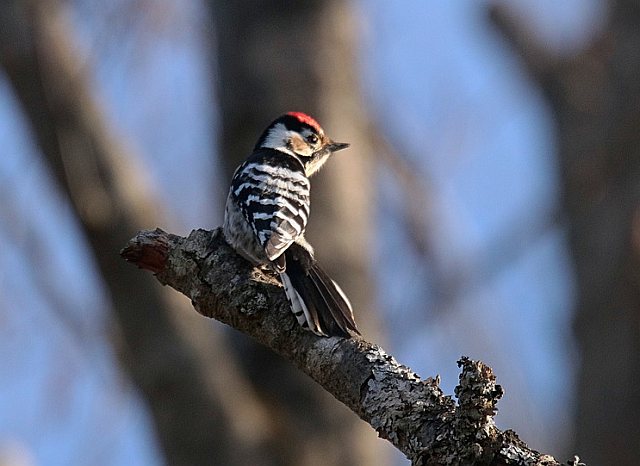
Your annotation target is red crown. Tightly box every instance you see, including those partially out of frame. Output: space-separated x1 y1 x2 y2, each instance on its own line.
286 112 322 133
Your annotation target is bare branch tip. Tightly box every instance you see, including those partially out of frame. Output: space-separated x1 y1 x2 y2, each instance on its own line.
120 228 172 274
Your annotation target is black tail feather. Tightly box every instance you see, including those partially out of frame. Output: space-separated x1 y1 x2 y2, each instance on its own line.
283 244 359 337
307 265 359 336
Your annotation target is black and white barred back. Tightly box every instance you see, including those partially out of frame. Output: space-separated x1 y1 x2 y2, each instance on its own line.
224 149 310 269
223 136 359 337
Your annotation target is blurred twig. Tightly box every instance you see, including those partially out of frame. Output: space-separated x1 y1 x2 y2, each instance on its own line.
369 117 562 313
367 120 436 259
0 178 92 346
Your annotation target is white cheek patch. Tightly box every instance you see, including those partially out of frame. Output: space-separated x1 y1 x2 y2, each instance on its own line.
262 123 317 157
262 123 297 155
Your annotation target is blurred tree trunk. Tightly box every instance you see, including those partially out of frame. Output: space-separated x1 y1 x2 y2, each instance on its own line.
0 1 271 465
493 1 640 464
556 3 640 463
211 1 386 464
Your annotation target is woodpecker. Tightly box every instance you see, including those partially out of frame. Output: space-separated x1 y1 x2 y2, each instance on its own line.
223 112 359 337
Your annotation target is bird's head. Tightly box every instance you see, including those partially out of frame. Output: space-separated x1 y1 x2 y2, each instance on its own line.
255 112 350 176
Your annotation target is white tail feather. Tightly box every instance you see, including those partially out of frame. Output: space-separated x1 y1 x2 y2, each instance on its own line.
280 272 325 336
330 279 354 314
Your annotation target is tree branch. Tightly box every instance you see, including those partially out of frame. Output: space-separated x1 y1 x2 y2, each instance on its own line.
122 227 580 466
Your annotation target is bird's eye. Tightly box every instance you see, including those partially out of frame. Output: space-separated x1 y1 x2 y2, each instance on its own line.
306 134 318 144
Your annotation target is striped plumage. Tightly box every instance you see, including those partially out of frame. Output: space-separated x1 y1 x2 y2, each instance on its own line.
222 113 359 337
224 149 310 269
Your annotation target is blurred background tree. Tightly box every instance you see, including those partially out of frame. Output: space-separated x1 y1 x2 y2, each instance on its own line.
0 0 635 465
493 1 640 463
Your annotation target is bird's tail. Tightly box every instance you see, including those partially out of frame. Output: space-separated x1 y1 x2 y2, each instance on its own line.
279 244 359 338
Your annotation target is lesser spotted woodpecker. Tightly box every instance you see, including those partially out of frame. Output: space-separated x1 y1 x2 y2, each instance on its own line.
223 112 359 337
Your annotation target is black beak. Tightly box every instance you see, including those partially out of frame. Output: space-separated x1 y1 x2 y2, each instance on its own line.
327 141 350 153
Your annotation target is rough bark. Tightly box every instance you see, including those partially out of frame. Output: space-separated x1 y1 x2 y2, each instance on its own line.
0 1 269 464
122 227 582 466
210 0 381 463
491 3 640 464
